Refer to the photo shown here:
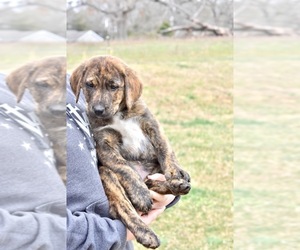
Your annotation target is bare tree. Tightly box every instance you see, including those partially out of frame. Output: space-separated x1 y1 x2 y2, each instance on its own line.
234 21 295 36
67 0 233 38
234 0 300 36
67 0 137 39
207 0 232 25
152 0 232 36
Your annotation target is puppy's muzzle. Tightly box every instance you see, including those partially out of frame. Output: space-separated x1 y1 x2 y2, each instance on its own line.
93 104 106 117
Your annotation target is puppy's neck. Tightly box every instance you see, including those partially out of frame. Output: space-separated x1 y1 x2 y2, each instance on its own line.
122 99 147 119
88 113 113 129
88 99 147 129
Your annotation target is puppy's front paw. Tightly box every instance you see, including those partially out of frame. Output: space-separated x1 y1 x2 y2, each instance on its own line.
166 168 191 195
169 178 191 195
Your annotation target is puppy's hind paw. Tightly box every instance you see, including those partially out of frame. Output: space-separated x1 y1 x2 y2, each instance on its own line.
136 195 153 214
137 231 160 249
129 187 153 214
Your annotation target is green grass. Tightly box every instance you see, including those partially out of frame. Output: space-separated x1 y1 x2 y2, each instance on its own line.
0 38 233 250
2 36 298 250
234 37 300 249
0 42 66 73
69 38 233 250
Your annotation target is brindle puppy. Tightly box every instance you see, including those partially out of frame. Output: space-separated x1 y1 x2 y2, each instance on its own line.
6 56 66 183
70 56 191 249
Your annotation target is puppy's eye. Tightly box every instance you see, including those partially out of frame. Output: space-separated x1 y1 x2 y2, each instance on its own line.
36 81 50 88
86 81 94 88
110 85 119 91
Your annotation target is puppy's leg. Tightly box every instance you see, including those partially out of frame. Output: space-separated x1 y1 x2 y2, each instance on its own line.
99 167 160 249
95 129 153 213
145 178 172 194
164 154 191 195
112 165 153 213
140 115 191 195
144 169 189 195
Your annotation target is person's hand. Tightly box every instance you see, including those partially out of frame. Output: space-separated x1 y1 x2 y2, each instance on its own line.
127 173 175 241
147 173 175 209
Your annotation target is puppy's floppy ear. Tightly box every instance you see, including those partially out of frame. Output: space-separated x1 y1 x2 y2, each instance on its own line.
5 63 34 103
70 63 86 103
124 66 142 110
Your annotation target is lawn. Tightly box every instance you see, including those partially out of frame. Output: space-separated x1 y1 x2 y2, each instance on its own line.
234 37 300 249
68 38 233 250
0 38 233 249
1 36 298 250
0 42 66 73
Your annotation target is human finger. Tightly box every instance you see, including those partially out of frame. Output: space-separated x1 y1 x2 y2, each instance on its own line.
140 207 165 225
147 173 166 182
150 190 175 209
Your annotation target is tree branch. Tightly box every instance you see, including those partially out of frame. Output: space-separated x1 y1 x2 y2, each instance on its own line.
67 1 136 16
160 24 198 34
160 23 230 36
192 0 206 19
153 0 231 36
234 21 295 36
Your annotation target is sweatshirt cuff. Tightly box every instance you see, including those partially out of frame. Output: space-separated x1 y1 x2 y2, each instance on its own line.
166 195 180 209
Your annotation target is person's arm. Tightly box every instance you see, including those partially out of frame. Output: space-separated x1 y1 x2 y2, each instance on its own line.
67 209 129 250
0 96 66 249
0 208 65 249
66 102 134 250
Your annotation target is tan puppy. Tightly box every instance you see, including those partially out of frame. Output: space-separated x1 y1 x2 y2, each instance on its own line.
70 56 191 248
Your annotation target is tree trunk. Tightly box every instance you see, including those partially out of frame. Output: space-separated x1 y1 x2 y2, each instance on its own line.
116 12 128 39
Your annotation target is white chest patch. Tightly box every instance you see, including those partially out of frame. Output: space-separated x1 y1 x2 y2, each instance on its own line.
106 113 150 156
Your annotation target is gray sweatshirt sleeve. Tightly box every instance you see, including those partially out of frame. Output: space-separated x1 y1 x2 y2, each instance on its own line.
66 85 133 250
0 77 66 250
0 208 65 250
67 209 128 250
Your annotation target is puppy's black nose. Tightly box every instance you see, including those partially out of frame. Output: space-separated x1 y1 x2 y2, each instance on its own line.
93 104 105 116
